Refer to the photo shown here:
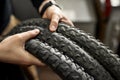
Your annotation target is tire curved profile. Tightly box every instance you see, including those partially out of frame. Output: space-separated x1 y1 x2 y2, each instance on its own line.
5 18 120 80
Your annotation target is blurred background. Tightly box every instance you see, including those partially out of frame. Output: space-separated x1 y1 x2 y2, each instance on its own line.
10 0 120 79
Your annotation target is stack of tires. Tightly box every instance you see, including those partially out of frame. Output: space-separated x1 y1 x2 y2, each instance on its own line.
8 18 120 80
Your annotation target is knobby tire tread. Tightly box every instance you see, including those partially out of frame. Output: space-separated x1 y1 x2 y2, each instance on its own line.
7 18 114 80
25 39 93 80
15 18 120 80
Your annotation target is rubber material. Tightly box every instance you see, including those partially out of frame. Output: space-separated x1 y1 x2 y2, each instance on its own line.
6 18 116 80
13 18 120 80
57 24 120 80
25 39 93 80
7 25 94 80
9 26 114 80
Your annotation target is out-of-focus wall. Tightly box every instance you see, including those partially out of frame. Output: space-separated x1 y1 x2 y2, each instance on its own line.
104 7 120 51
56 0 97 36
56 0 96 22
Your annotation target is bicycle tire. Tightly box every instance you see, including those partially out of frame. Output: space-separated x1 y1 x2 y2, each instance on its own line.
1 32 94 80
57 24 120 80
8 24 113 80
25 39 93 80
14 18 120 80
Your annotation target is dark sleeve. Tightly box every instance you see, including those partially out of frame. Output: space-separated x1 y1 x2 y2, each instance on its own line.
31 0 44 10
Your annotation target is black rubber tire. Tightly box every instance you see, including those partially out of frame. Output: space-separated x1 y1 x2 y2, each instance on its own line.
9 26 113 80
7 18 114 80
57 24 120 80
25 39 93 80
13 18 120 80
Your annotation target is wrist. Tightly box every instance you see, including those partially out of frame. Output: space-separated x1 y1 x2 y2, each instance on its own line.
39 0 56 13
39 0 61 17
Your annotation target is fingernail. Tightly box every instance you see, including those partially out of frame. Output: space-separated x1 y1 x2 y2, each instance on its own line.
50 26 57 31
34 29 40 34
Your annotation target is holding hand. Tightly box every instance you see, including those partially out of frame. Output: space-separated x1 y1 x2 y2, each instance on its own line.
39 0 74 31
0 29 44 66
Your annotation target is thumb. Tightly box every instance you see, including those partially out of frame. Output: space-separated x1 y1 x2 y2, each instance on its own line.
19 29 40 42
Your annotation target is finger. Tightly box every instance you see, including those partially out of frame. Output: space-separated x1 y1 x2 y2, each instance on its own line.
49 14 60 32
30 56 45 66
18 29 40 42
60 17 74 27
29 54 45 66
24 51 45 66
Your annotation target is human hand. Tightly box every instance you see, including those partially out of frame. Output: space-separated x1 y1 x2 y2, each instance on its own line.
0 29 44 66
39 0 74 32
